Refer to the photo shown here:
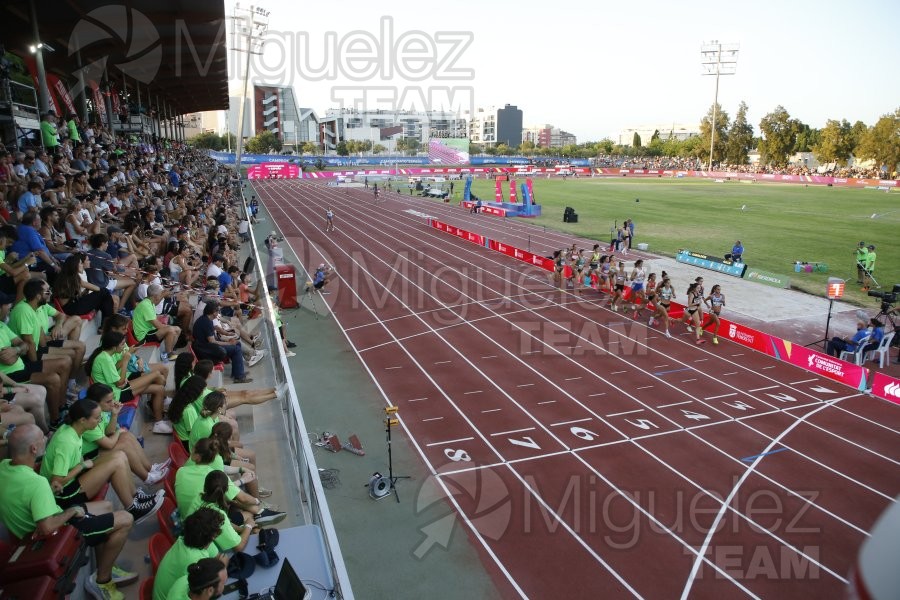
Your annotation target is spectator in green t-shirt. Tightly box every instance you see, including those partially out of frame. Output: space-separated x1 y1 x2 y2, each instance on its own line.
863 244 877 291
153 508 225 600
40 112 59 150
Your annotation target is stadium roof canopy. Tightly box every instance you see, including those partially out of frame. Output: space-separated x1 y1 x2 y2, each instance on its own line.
0 0 229 114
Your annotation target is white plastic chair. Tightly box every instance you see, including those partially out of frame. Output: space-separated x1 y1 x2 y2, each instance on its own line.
839 335 871 365
864 331 895 368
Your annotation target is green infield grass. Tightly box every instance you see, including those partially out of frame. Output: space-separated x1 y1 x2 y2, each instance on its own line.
465 177 899 306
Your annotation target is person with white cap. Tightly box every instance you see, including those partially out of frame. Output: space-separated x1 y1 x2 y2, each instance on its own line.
312 263 334 295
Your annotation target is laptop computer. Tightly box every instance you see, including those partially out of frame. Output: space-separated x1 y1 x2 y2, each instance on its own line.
248 559 310 600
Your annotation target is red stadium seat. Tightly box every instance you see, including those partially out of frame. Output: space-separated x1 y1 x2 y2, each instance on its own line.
156 497 178 544
148 533 171 573
140 576 154 600
168 441 189 469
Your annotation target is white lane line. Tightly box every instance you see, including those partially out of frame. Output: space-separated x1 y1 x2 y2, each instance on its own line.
463 390 483 395
434 360 452 365
481 355 497 359
536 400 556 405
565 376 582 381
523 350 542 355
606 409 644 417
790 378 818 385
490 427 535 437
657 401 692 409
681 379 697 383
426 436 474 447
610 370 628 375
722 371 738 376
693 358 709 362
385 366 403 370
654 365 670 369
550 417 592 427
422 417 444 422
705 393 737 400
761 366 777 370
517 383 535 388
407 397 428 403
588 392 607 397
749 385 779 392
731 353 745 357
636 385 654 390
481 409 502 414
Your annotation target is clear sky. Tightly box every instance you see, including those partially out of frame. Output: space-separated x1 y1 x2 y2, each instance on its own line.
234 0 899 142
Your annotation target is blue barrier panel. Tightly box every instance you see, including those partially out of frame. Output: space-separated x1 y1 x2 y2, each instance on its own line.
676 250 747 277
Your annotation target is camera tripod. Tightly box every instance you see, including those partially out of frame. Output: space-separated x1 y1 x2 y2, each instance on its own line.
299 280 321 320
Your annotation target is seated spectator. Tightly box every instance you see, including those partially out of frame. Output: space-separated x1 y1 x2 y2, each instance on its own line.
86 330 171 434
10 211 61 282
168 558 227 600
193 358 276 410
728 240 744 263
133 283 181 362
86 233 137 308
192 302 252 384
53 253 117 326
0 424 138 600
152 507 226 600
81 383 170 485
197 470 255 552
168 375 206 451
0 292 65 424
0 224 38 298
826 320 870 357
17 180 44 219
39 398 164 521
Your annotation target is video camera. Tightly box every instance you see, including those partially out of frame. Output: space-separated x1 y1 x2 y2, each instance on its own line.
867 283 900 308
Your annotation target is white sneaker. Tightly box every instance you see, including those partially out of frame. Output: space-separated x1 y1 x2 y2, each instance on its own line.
152 420 173 435
285 350 297 358
163 396 173 411
144 467 167 486
248 350 267 367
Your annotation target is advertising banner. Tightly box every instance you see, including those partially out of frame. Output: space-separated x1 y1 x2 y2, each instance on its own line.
460 201 506 217
488 240 555 271
246 163 301 179
767 338 869 391
429 220 484 246
744 268 791 288
676 250 747 277
870 373 900 405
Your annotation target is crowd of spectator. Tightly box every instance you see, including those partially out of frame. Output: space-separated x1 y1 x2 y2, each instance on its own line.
0 112 287 600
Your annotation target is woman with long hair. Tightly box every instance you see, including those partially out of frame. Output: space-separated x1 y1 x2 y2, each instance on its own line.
169 375 207 452
81 383 170 484
703 284 726 345
653 274 675 338
188 392 227 452
685 282 706 345
39 397 163 522
198 470 254 552
85 330 171 434
53 253 116 325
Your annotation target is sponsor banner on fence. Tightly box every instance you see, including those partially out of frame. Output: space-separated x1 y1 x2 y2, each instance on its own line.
768 338 869 391
744 268 791 288
717 318 774 355
460 201 507 217
870 372 900 405
429 220 485 246
489 240 555 271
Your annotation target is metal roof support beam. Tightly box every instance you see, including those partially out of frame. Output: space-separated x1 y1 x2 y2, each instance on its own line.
28 0 51 114
102 71 114 134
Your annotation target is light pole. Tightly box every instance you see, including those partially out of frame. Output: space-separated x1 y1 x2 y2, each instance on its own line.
700 40 739 172
231 3 269 175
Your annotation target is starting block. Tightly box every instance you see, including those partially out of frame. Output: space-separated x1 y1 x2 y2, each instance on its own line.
344 434 365 456
315 432 364 456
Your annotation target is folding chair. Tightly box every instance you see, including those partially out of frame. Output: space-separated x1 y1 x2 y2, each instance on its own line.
839 335 871 366
865 331 895 368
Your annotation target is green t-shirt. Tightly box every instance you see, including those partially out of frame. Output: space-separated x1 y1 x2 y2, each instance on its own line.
132 298 157 342
39 425 83 501
37 304 58 335
91 352 123 401
81 411 112 456
188 414 219 452
8 301 41 348
174 461 238 518
0 322 25 375
67 119 81 143
190 387 213 414
0 459 63 540
199 501 241 552
166 575 191 600
865 251 876 271
41 120 59 148
152 538 218 600
173 403 199 442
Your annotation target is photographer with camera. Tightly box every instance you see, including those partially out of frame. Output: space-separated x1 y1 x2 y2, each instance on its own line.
312 263 335 295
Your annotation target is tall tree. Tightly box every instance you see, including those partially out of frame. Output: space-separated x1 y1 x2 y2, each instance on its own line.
856 108 900 176
848 120 869 156
698 103 730 164
632 132 642 148
724 101 754 165
758 106 798 166
793 121 818 153
814 119 853 165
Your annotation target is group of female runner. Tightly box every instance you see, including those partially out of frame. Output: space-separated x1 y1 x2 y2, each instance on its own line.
552 246 727 342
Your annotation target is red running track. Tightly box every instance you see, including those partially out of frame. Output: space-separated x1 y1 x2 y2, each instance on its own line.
255 179 900 599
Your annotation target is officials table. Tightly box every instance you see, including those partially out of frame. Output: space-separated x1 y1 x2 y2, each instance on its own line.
223 524 335 598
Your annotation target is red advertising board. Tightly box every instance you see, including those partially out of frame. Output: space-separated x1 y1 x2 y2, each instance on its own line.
460 201 506 217
429 220 484 246
247 163 301 179
488 240 554 271
870 372 900 405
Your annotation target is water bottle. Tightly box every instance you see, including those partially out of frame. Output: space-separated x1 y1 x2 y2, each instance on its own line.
3 424 16 440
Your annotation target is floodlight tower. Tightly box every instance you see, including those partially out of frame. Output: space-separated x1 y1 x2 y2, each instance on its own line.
700 41 739 172
231 3 270 175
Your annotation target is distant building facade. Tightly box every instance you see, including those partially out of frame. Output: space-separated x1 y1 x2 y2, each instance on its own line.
522 124 577 148
468 104 523 147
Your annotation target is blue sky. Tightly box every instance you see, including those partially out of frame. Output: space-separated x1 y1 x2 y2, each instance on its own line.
238 0 899 141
